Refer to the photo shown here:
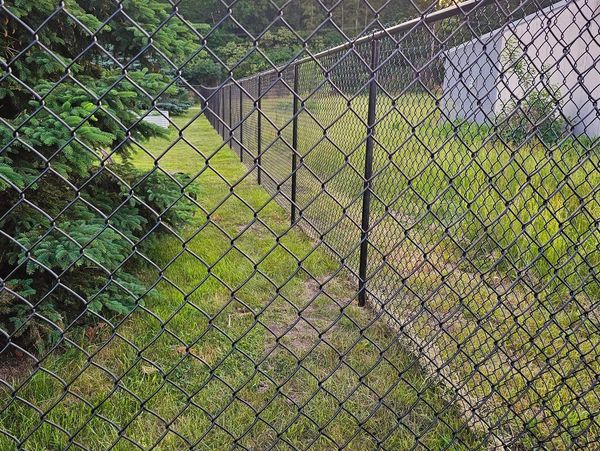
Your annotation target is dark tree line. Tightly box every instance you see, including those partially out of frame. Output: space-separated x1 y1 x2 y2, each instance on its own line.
179 0 436 37
178 0 439 85
178 0 555 86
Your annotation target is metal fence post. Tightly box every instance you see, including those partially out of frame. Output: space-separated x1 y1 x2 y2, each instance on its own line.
212 92 216 129
358 39 380 307
291 64 300 225
219 88 225 139
205 89 210 126
240 84 244 162
220 88 225 139
257 76 262 185
228 84 232 148
219 87 225 139
208 89 212 126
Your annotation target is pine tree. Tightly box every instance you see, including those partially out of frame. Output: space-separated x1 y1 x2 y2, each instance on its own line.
0 0 197 352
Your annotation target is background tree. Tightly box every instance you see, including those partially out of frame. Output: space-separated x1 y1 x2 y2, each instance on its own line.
178 0 439 86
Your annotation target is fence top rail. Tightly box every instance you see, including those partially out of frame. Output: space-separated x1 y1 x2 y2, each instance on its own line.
199 0 496 90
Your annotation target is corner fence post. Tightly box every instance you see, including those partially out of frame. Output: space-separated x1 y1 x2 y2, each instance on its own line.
204 88 209 126
358 38 380 308
291 63 300 225
257 76 262 185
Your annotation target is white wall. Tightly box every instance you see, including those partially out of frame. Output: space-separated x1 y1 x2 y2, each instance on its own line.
442 0 600 137
441 30 502 125
142 110 170 129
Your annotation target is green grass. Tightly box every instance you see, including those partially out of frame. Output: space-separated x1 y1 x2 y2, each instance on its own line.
253 91 599 448
0 109 478 449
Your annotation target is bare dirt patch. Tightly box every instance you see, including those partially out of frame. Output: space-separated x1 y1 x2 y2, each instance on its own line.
261 275 354 360
0 353 36 386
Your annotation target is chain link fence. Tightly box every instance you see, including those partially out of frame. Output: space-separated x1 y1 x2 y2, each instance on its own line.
203 0 599 448
1 0 598 449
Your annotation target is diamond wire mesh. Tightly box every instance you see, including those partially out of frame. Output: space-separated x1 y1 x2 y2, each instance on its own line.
211 0 599 448
253 68 296 212
0 0 598 449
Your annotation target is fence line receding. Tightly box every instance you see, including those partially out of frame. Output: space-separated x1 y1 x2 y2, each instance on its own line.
1 0 598 449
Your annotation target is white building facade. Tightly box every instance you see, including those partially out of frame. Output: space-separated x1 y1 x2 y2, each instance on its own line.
441 0 600 137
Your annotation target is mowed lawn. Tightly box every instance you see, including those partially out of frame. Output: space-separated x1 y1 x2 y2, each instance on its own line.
0 110 478 450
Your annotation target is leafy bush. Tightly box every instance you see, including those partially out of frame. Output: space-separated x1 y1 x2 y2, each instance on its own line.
158 85 195 116
0 1 197 353
158 100 195 116
183 47 223 86
181 24 306 84
496 38 566 146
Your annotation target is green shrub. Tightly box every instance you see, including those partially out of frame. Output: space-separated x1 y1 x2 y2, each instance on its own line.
0 0 197 352
496 38 566 146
